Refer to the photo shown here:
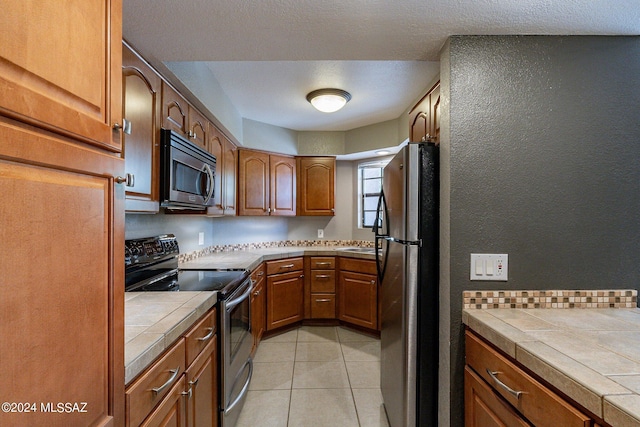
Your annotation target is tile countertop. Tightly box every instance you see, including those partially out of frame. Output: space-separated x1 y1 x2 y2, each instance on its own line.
124 291 217 384
124 246 374 384
463 308 640 427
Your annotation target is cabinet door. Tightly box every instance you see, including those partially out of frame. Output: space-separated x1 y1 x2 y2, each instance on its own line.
162 82 188 136
409 81 440 144
238 149 270 216
207 128 225 216
297 157 335 215
0 128 124 427
186 338 218 427
251 275 266 353
222 137 237 215
0 0 122 151
430 83 441 144
270 154 296 216
188 106 208 151
338 271 378 330
267 271 304 330
464 366 531 427
141 377 188 427
122 42 161 213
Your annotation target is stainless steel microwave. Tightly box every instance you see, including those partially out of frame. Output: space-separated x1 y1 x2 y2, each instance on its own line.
160 129 216 210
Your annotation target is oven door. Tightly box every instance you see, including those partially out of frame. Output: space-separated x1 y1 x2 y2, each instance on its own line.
220 277 253 426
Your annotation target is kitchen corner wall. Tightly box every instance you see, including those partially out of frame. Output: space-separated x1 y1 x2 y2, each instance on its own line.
125 160 365 251
441 35 640 427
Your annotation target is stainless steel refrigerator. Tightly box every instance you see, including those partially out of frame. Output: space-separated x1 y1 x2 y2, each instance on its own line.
374 142 439 427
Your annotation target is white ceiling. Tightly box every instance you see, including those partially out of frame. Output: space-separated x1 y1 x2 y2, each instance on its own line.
123 0 640 132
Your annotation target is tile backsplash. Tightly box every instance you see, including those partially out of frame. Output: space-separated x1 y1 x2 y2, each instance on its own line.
463 289 638 309
178 239 374 263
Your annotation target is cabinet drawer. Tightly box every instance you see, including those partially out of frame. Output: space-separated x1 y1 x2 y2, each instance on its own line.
184 309 217 367
310 270 336 293
126 338 186 427
310 293 336 318
465 331 590 427
338 257 376 275
266 257 303 275
310 256 335 270
251 263 266 282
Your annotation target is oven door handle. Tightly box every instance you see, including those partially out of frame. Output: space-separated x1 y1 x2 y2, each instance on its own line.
225 280 252 311
202 163 215 204
226 358 253 413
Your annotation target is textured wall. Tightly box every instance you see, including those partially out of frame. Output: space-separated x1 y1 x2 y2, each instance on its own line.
443 35 640 427
243 118 298 154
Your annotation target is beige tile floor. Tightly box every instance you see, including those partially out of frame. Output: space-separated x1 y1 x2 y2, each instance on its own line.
237 326 390 427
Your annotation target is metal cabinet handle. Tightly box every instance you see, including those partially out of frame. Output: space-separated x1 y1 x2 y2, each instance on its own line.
315 299 332 302
315 275 331 279
486 369 523 399
115 173 135 187
112 122 122 131
151 367 180 395
315 262 331 267
196 327 214 342
299 274 304 278
280 264 295 269
257 271 264 277
253 289 261 296
371 280 376 285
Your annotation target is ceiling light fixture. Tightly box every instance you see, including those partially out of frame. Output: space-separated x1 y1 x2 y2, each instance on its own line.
306 88 351 113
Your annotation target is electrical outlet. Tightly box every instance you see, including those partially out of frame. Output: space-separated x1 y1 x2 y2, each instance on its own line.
198 232 205 246
317 229 324 239
470 254 508 281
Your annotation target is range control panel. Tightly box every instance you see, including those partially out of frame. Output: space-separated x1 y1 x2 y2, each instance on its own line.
125 234 179 266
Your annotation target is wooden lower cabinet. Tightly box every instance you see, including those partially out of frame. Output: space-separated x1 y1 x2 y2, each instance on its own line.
266 258 304 330
306 257 337 319
338 258 378 330
251 264 266 353
127 309 219 427
186 338 218 427
465 366 531 427
141 376 188 427
465 330 598 427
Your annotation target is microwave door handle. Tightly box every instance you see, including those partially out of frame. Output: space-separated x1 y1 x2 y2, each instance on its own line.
203 163 215 204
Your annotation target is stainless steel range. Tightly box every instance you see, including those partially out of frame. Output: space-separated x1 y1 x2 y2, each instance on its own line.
125 234 253 427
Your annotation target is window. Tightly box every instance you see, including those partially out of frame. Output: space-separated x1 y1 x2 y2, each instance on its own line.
358 161 388 228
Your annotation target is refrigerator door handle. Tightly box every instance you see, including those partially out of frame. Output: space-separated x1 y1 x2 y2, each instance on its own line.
383 236 422 246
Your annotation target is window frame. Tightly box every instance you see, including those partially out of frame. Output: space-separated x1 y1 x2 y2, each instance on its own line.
357 159 389 229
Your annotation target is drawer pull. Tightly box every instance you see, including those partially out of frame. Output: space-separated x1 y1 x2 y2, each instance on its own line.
197 327 214 342
486 369 523 399
315 275 331 279
280 264 295 269
257 271 264 276
315 262 331 267
315 299 332 303
152 367 180 395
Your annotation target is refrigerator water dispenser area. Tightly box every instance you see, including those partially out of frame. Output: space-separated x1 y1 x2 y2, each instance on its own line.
470 253 508 281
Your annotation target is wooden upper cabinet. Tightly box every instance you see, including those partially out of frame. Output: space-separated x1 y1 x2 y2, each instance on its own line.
0 0 122 151
208 128 225 216
297 157 336 216
162 81 188 136
409 81 440 144
122 41 161 213
207 127 236 216
222 135 237 215
238 149 295 216
270 154 296 216
238 149 270 215
187 106 208 151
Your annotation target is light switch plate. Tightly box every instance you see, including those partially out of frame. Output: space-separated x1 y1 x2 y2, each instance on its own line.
470 254 508 281
318 229 324 239
198 232 205 246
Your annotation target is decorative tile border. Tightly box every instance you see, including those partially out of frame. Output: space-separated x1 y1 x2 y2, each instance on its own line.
463 290 638 309
178 239 374 263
